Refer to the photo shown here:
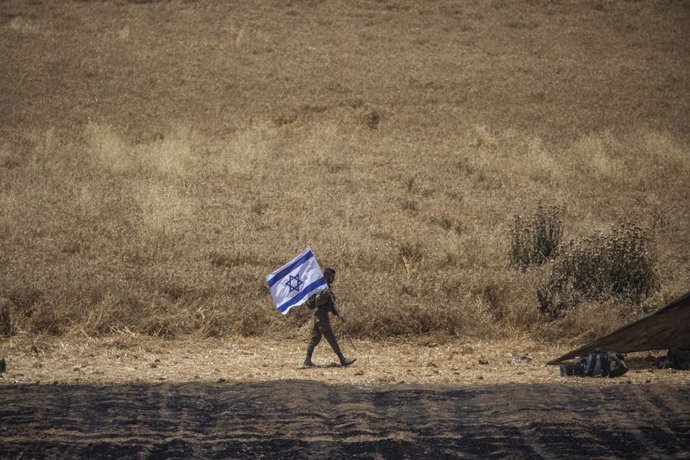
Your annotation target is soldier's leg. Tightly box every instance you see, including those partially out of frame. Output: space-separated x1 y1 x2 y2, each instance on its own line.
318 318 344 359
304 321 322 366
315 311 356 367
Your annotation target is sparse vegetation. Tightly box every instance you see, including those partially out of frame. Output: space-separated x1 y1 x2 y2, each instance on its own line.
0 1 688 342
510 205 564 270
538 223 660 319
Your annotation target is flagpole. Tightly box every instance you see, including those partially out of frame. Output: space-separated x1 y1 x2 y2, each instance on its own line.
333 300 357 352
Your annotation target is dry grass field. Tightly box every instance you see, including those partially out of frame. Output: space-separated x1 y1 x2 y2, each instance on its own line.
1 1 689 457
1 0 688 343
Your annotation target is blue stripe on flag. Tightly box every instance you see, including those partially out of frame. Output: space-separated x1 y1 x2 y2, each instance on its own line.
267 249 314 288
277 277 327 314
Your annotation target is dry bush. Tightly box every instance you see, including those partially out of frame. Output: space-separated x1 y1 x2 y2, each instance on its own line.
510 205 564 270
538 223 659 319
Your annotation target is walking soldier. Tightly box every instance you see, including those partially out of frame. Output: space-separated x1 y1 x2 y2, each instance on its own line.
304 268 356 367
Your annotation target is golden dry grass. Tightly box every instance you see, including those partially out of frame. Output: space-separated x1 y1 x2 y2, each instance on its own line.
0 0 688 343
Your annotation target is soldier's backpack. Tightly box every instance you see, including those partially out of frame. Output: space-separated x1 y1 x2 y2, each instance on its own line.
583 350 628 377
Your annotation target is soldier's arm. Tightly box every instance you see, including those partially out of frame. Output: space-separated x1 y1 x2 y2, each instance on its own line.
327 292 339 317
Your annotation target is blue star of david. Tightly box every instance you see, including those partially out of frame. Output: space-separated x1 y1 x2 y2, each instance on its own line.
285 274 303 293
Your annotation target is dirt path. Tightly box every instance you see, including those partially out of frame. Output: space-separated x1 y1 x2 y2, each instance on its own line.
1 336 689 458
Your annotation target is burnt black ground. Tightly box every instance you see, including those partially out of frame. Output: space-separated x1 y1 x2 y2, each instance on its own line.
2 381 689 459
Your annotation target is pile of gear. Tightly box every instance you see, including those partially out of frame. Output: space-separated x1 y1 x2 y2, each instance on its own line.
559 350 628 378
551 291 690 378
559 347 690 378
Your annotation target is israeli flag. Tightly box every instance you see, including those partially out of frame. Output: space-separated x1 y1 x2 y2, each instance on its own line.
266 247 328 315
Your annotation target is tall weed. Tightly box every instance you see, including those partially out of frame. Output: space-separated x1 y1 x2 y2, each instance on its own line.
510 205 564 270
538 223 659 319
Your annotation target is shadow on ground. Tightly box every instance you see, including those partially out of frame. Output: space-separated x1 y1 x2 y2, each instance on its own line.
2 380 689 459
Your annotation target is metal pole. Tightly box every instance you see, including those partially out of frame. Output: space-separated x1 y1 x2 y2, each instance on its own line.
333 300 357 352
337 315 357 352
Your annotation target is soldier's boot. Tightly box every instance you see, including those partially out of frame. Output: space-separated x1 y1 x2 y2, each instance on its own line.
304 349 314 367
338 354 357 367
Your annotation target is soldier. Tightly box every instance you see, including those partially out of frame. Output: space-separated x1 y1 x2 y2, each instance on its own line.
304 267 356 367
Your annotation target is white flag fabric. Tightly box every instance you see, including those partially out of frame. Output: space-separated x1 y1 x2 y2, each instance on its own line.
266 246 329 315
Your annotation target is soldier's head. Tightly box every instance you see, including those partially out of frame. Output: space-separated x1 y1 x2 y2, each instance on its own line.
324 267 336 285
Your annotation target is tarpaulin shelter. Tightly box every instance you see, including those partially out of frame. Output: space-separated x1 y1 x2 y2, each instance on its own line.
549 291 690 364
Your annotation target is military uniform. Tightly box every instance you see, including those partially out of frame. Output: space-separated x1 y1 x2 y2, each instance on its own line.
304 288 355 367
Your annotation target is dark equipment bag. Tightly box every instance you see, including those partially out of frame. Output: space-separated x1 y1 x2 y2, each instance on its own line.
583 350 628 377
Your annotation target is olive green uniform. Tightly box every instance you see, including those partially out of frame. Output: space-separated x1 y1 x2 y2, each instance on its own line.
305 289 345 362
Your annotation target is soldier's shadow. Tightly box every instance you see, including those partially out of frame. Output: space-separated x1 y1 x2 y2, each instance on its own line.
300 362 340 369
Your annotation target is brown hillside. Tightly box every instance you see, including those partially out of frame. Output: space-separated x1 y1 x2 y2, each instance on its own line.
0 0 688 340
